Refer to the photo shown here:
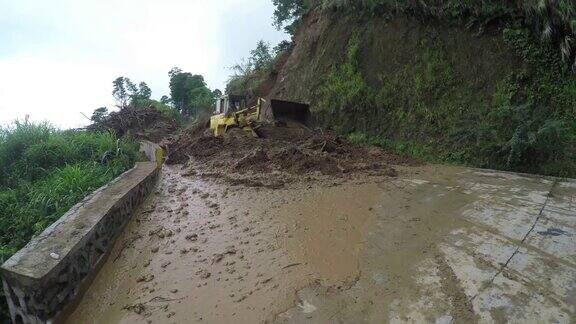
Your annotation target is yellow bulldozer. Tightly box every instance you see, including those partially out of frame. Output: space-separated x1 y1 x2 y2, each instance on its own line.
209 95 312 138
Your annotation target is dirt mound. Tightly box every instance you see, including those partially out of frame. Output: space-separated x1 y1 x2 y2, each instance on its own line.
165 126 417 187
92 106 179 142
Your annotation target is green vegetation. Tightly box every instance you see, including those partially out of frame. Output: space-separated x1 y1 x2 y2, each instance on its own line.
348 132 438 162
227 40 288 96
274 0 575 70
111 76 182 119
112 77 154 109
105 70 220 124
272 0 311 34
315 25 576 177
168 68 218 118
268 0 576 177
0 121 141 262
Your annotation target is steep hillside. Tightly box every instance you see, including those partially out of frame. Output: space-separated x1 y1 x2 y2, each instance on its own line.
252 7 576 177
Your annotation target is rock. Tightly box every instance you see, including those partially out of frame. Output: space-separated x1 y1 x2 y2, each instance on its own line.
136 274 154 283
197 269 211 279
124 303 145 315
384 168 398 177
212 254 224 264
235 295 247 303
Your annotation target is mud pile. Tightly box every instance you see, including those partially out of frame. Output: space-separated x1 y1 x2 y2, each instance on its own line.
165 126 416 187
93 106 179 142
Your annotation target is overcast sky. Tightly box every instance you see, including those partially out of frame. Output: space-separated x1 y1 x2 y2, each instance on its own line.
0 0 288 128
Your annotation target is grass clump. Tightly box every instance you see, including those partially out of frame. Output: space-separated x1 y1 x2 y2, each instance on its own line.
0 121 140 321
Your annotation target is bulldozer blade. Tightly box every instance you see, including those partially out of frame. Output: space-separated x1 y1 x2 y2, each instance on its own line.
270 99 312 126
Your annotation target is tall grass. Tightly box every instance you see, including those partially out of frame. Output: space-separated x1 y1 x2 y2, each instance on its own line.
0 121 141 321
0 121 140 261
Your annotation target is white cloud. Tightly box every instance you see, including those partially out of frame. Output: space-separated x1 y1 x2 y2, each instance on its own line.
0 0 287 128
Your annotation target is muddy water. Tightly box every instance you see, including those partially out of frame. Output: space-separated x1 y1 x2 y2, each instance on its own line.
275 182 381 287
65 166 384 323
276 165 479 323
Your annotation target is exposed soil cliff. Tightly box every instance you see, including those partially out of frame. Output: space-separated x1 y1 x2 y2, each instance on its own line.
252 9 576 177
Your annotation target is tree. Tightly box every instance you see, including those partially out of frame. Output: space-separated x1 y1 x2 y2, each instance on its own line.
212 89 222 99
125 79 138 98
160 95 171 105
272 0 309 35
250 41 273 71
91 107 108 124
168 67 183 79
274 40 294 56
130 82 151 107
112 77 129 109
190 87 215 111
113 77 150 108
168 67 215 116
138 82 152 100
226 40 278 95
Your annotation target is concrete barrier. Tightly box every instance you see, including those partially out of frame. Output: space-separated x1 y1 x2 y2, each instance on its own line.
140 140 165 169
1 143 163 324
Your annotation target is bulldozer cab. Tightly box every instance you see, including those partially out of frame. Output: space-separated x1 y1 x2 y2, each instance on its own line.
215 95 248 117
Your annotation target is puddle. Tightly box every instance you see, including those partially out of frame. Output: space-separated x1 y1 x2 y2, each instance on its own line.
538 228 572 237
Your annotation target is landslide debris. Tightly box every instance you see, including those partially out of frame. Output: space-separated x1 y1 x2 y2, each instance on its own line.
90 106 179 142
165 125 416 187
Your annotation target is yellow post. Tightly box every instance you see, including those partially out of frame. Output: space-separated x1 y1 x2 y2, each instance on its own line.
154 147 165 169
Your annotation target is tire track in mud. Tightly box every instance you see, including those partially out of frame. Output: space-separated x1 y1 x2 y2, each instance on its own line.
66 165 386 323
435 254 480 324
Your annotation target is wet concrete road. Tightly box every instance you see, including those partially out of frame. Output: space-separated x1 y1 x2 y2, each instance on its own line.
66 165 576 323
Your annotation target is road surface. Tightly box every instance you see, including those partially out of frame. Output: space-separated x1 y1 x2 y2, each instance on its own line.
66 164 576 323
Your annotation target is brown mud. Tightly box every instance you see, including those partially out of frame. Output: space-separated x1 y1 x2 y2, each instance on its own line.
164 127 416 189
65 165 390 323
64 162 575 323
90 105 179 142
